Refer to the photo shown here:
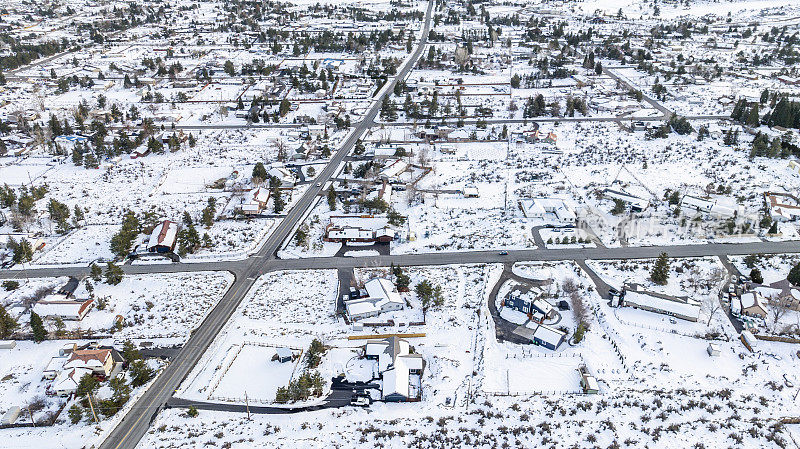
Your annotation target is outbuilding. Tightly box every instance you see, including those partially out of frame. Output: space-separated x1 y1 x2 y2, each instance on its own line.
147 220 179 253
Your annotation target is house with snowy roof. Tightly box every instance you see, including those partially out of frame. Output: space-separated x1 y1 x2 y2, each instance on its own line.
621 285 701 322
33 294 94 321
53 367 94 397
740 291 767 319
344 278 405 321
364 336 424 402
64 348 116 377
147 220 179 253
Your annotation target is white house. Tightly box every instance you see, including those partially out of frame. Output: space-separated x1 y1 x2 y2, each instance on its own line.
345 278 405 321
520 198 577 225
364 337 424 401
53 367 93 397
33 295 94 321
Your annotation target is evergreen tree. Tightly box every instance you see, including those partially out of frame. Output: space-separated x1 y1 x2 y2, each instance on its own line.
0 304 18 338
327 185 336 211
650 252 670 285
789 262 800 286
104 262 124 285
30 311 47 342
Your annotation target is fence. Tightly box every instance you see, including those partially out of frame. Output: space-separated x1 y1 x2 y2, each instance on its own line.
207 342 304 403
754 334 800 344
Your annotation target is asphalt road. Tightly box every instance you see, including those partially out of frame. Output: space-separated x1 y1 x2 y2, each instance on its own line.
95 3 435 449
5 240 800 282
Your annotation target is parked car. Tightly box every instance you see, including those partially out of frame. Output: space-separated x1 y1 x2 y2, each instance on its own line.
1 260 15 269
350 394 370 407
498 251 508 255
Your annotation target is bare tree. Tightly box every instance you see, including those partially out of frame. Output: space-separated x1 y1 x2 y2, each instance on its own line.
275 139 288 162
702 295 722 327
569 290 589 325
767 295 789 333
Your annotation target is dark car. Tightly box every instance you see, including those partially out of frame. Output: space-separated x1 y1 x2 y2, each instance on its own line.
0 260 14 269
499 251 509 255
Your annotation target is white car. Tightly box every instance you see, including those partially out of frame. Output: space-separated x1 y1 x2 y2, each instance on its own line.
350 396 370 406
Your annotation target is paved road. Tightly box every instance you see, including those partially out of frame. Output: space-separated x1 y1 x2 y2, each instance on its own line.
96 3 435 448
5 240 800 282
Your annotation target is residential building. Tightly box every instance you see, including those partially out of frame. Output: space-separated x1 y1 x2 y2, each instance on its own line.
64 348 116 377
740 291 767 319
622 286 701 322
147 220 179 253
503 292 555 320
364 336 424 402
520 198 577 225
33 294 94 321
53 367 94 397
344 278 405 321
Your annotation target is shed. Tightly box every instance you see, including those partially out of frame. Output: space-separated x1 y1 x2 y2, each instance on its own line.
1 406 20 425
0 340 16 350
707 343 721 357
273 348 293 363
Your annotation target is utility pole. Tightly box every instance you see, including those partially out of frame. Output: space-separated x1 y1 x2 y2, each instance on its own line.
87 393 99 424
245 391 251 420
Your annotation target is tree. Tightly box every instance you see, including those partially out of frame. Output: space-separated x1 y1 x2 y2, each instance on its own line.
68 404 83 424
326 185 336 211
767 295 789 333
0 305 18 338
650 253 670 285
788 263 800 287
76 373 99 398
750 268 763 284
252 162 268 182
121 340 141 363
90 263 102 281
594 61 603 75
30 311 47 342
223 60 235 76
110 211 140 259
187 406 199 418
129 360 155 387
611 199 625 215
416 280 443 313
104 261 124 285
393 266 411 292
279 99 291 116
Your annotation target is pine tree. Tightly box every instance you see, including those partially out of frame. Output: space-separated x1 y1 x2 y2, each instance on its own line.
650 252 670 286
30 311 47 342
0 304 18 338
327 185 336 211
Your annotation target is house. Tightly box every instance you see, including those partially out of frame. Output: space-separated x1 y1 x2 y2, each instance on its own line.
603 188 650 212
622 286 701 322
740 291 767 319
272 347 293 363
364 336 424 402
379 159 408 180
344 278 405 321
764 192 800 222
64 348 116 377
519 198 577 225
680 194 737 218
503 292 555 320
239 187 270 215
147 220 179 253
324 216 394 244
53 367 94 397
531 324 566 350
268 164 296 188
33 294 94 321
43 356 69 380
